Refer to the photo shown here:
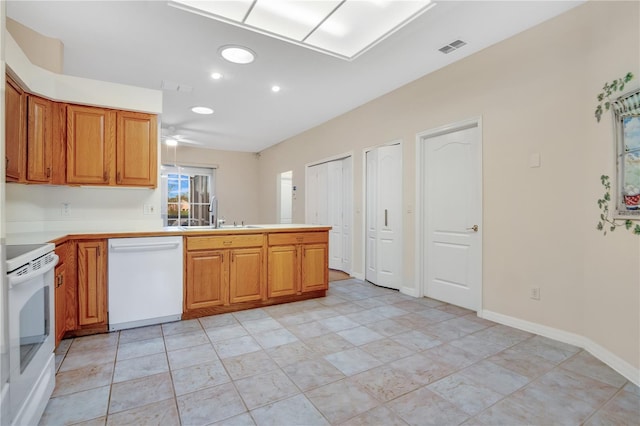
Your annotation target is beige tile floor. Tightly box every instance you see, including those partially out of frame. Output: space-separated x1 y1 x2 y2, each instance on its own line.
41 279 639 425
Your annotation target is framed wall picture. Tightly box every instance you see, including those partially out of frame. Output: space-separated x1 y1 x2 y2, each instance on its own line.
613 89 640 218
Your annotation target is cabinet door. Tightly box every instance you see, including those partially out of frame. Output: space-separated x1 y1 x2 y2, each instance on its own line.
230 248 264 303
5 76 25 181
77 240 107 326
54 263 67 346
301 243 328 292
54 242 69 345
267 245 298 298
186 250 228 310
66 104 115 185
26 95 53 182
116 111 157 187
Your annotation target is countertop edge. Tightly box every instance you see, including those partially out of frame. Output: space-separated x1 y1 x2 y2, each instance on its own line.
7 225 333 246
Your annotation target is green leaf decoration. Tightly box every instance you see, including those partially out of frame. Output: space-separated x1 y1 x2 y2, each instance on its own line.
593 73 638 236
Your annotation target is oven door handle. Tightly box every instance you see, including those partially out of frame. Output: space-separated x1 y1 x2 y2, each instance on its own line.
8 254 59 289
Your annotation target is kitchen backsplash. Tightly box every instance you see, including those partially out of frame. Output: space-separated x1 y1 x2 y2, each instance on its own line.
5 184 163 234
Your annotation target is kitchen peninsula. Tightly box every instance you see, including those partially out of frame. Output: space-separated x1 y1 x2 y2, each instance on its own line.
8 225 330 345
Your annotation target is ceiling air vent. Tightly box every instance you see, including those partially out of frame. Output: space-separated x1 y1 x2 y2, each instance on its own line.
161 80 193 93
439 39 467 54
438 45 455 54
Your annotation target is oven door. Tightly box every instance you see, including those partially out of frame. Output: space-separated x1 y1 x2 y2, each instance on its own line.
8 254 58 425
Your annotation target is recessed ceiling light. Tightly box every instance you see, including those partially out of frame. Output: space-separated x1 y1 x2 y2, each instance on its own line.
271 85 281 93
211 72 223 80
191 106 214 115
220 45 256 64
165 138 178 146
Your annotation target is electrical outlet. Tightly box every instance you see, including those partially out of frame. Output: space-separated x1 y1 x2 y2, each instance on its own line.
143 204 156 215
530 287 540 300
61 202 71 217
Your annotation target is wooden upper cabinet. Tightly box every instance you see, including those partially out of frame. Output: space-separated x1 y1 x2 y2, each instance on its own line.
116 111 157 187
5 76 26 181
66 104 116 185
5 77 156 187
26 95 53 183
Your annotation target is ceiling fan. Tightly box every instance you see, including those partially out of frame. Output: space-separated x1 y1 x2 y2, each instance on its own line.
161 126 204 146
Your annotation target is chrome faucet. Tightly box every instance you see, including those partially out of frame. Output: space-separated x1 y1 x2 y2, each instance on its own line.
209 195 218 228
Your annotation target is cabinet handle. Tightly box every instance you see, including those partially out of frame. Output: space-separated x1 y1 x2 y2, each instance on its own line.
103 171 108 182
223 241 232 246
296 237 303 243
117 172 121 183
46 167 51 178
384 209 388 227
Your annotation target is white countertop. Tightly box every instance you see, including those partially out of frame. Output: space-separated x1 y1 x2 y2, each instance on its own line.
5 224 330 245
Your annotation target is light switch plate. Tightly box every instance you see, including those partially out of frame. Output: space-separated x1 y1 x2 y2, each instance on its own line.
529 153 541 168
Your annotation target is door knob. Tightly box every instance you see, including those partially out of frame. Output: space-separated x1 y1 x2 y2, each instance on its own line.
466 225 479 232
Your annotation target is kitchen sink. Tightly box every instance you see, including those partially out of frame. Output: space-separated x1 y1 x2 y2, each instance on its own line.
177 225 262 231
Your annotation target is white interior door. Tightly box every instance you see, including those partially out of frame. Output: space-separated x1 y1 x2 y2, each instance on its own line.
341 157 353 273
366 144 402 289
278 171 293 224
306 163 328 225
328 161 343 269
422 123 481 310
307 157 353 274
365 149 378 282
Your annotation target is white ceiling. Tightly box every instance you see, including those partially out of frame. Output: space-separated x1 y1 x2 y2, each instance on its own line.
6 1 583 153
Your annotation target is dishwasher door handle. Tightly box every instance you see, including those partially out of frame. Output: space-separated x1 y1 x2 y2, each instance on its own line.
110 242 181 252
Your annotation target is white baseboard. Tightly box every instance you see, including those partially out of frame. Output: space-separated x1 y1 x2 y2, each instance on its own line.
400 286 419 297
351 272 365 281
481 310 640 387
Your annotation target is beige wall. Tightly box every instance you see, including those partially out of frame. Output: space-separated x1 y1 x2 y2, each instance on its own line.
161 145 261 225
257 1 640 371
6 17 63 74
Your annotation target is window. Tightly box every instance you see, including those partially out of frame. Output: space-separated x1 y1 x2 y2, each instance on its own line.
161 164 215 227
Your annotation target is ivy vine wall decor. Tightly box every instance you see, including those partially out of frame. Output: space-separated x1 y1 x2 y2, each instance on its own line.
595 72 640 235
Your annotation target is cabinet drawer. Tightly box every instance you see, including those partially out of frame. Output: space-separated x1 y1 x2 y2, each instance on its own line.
268 232 328 246
187 234 264 250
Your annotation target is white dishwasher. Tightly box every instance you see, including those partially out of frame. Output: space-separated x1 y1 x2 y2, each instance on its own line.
108 236 183 331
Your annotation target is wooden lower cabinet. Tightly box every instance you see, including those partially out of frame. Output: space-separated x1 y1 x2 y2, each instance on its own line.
184 235 266 315
230 247 265 303
76 240 107 327
54 242 69 347
53 238 108 343
301 243 328 292
267 245 298 298
185 250 228 310
267 232 329 297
